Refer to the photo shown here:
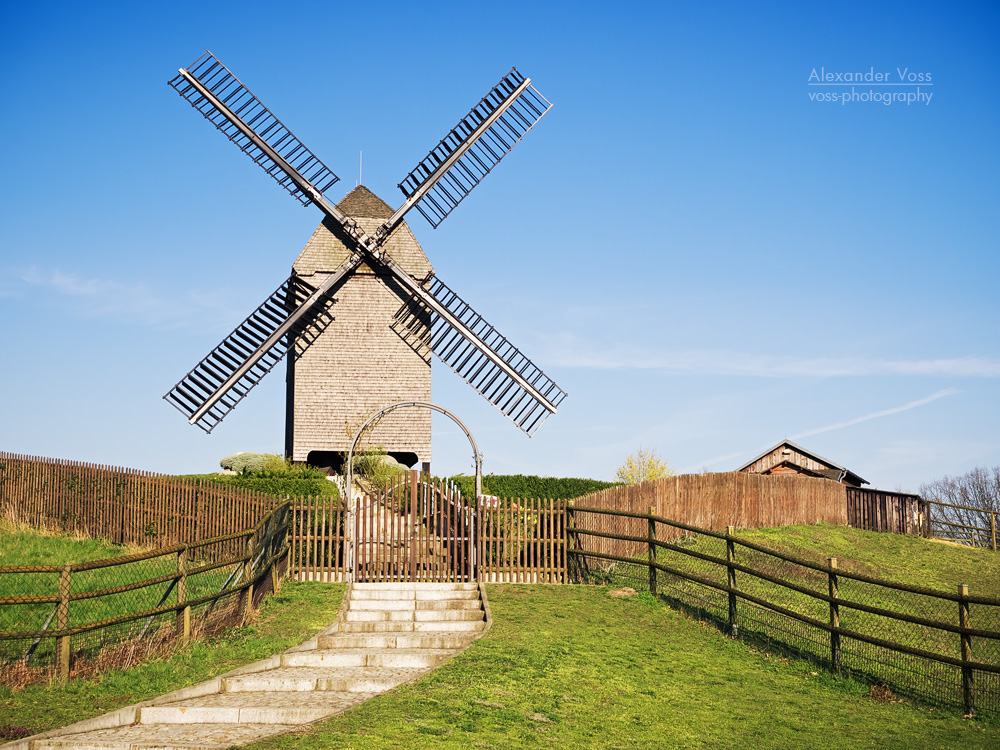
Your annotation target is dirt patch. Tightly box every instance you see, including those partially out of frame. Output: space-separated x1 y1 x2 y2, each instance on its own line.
608 587 637 598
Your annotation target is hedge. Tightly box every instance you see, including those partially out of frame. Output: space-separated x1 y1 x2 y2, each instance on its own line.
210 468 339 499
447 474 618 500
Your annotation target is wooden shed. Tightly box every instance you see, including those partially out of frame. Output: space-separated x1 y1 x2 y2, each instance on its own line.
737 440 868 488
284 186 432 472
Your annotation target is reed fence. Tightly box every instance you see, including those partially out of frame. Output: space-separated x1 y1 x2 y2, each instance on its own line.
0 453 279 547
574 471 850 530
0 502 291 682
566 503 1000 717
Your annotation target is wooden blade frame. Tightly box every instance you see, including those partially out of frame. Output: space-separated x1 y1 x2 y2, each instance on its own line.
166 52 564 434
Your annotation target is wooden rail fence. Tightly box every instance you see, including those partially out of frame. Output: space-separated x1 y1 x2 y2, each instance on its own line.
924 498 999 550
0 502 291 681
566 503 1000 717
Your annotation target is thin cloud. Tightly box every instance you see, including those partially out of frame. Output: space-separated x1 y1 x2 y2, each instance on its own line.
543 335 1000 378
792 388 960 439
16 267 247 332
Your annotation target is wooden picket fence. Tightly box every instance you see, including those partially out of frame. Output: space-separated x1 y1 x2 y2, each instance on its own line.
286 477 567 583
7 453 991 594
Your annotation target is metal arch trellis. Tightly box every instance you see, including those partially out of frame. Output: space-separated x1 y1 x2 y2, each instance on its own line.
344 401 482 582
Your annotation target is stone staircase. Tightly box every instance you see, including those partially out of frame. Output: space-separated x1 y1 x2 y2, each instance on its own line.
10 582 488 750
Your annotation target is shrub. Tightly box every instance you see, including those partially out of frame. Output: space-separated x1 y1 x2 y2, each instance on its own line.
353 448 407 493
219 452 283 474
615 447 674 485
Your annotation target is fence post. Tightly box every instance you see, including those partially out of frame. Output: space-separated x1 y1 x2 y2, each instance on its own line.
990 514 997 552
648 507 657 596
959 584 974 716
177 545 190 645
726 526 738 637
828 557 841 675
565 500 575 583
241 534 254 624
925 502 932 539
57 563 71 681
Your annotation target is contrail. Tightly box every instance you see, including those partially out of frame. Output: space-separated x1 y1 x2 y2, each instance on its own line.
688 388 959 473
792 388 959 440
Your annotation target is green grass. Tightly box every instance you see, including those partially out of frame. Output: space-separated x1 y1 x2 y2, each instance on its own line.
738 523 1000 594
3 578 998 747
0 580 344 736
578 523 1000 709
4 524 1000 746
243 585 999 750
0 527 134 568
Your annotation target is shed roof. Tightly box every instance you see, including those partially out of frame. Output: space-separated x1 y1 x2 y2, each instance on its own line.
737 439 868 486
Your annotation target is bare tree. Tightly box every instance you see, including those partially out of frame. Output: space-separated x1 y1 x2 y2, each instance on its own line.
920 466 1000 547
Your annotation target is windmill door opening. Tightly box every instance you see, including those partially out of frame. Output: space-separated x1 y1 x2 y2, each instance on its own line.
353 471 477 583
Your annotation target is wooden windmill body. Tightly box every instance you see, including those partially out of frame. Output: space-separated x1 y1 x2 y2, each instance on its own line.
286 187 433 469
164 52 567 461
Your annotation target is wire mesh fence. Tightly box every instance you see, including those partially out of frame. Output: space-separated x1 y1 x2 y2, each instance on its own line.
0 502 291 684
567 504 1000 717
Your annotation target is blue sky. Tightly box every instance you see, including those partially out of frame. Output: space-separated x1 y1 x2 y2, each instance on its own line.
1 1 997 493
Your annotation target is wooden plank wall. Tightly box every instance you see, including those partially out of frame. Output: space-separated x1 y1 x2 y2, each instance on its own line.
846 487 923 535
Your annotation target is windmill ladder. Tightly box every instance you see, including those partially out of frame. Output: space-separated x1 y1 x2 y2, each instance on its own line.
4 583 491 750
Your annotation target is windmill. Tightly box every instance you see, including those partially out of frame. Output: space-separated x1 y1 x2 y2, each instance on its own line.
163 52 567 469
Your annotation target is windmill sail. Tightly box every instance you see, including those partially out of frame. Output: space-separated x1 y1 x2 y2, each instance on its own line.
391 274 566 436
169 52 340 207
395 68 552 228
164 272 340 433
166 52 566 436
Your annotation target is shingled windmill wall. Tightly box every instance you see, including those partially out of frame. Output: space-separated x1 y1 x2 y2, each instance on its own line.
285 186 432 469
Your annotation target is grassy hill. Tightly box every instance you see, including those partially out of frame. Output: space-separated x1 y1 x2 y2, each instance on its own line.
739 522 1000 595
2 524 998 746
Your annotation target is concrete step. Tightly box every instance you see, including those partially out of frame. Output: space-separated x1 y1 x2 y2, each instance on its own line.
223 666 425 694
347 597 482 611
339 621 417 633
347 599 419 611
349 588 479 601
34 722 291 749
345 609 416 622
282 648 454 669
317 632 476 650
415 608 485 621
137 690 371 726
416 598 483 610
344 607 484 623
336 618 483 634
352 582 478 591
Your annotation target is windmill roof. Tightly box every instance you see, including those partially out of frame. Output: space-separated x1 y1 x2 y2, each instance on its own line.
293 186 433 278
336 185 394 220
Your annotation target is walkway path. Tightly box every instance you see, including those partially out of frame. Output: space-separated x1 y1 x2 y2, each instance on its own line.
9 582 489 750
